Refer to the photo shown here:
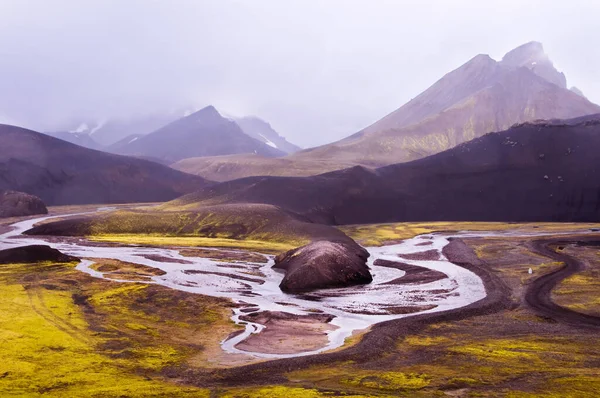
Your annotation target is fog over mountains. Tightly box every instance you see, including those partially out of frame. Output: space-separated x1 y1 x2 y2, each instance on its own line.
173 42 600 181
1 1 600 147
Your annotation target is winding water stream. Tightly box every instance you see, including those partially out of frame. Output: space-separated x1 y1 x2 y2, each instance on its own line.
0 210 487 359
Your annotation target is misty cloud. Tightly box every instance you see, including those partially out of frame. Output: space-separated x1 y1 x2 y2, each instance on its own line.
1 0 599 147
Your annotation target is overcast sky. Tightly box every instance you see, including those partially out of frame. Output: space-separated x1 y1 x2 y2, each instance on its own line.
1 0 599 147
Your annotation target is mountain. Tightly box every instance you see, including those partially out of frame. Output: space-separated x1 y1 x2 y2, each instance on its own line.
234 116 301 154
60 111 188 146
289 41 600 167
171 154 352 182
106 134 145 152
0 124 209 205
112 106 286 163
43 131 103 150
175 42 600 181
170 115 600 224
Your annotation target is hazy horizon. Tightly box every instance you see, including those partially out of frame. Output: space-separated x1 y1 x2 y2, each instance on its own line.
1 0 599 147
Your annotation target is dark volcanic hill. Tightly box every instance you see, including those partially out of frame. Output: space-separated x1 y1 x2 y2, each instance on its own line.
0 124 209 205
171 115 600 223
113 106 286 163
175 42 600 182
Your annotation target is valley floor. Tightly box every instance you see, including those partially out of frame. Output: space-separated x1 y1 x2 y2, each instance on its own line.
0 208 599 397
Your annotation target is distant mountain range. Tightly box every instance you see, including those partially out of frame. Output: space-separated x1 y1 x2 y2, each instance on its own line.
0 124 209 205
175 42 600 181
56 110 193 146
43 131 104 151
42 108 301 162
110 106 288 163
171 114 600 223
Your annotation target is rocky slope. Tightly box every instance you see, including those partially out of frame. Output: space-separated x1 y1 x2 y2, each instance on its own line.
0 124 209 205
171 114 600 223
234 116 301 154
0 190 48 218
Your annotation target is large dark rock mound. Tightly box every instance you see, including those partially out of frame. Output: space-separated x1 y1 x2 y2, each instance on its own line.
0 245 79 264
274 241 372 292
0 190 48 218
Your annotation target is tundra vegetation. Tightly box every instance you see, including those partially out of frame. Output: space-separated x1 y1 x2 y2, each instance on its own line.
1 211 599 396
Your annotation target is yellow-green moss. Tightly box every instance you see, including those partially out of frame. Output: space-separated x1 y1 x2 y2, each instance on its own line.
0 268 210 396
89 234 298 252
343 372 431 390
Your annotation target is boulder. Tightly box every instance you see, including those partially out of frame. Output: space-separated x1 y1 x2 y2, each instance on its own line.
0 190 48 218
0 245 79 264
274 240 372 292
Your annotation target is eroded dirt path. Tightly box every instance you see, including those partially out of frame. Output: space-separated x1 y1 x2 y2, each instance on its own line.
526 238 600 328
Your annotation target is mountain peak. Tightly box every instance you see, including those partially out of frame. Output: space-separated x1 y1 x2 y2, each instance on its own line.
500 41 566 88
195 105 220 116
501 41 545 65
185 105 226 124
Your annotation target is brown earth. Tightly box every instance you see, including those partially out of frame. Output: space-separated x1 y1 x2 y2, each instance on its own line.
374 259 447 285
397 249 440 261
234 311 336 355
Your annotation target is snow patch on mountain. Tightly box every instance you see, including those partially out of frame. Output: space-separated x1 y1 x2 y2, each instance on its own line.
259 133 278 149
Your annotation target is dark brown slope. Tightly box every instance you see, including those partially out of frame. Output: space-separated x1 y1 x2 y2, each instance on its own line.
113 106 285 163
171 115 600 224
0 124 209 205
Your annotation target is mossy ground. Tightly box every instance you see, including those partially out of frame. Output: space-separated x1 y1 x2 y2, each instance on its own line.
0 260 224 396
86 209 309 250
2 218 599 397
340 221 600 246
553 245 600 316
281 235 600 397
89 234 297 253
